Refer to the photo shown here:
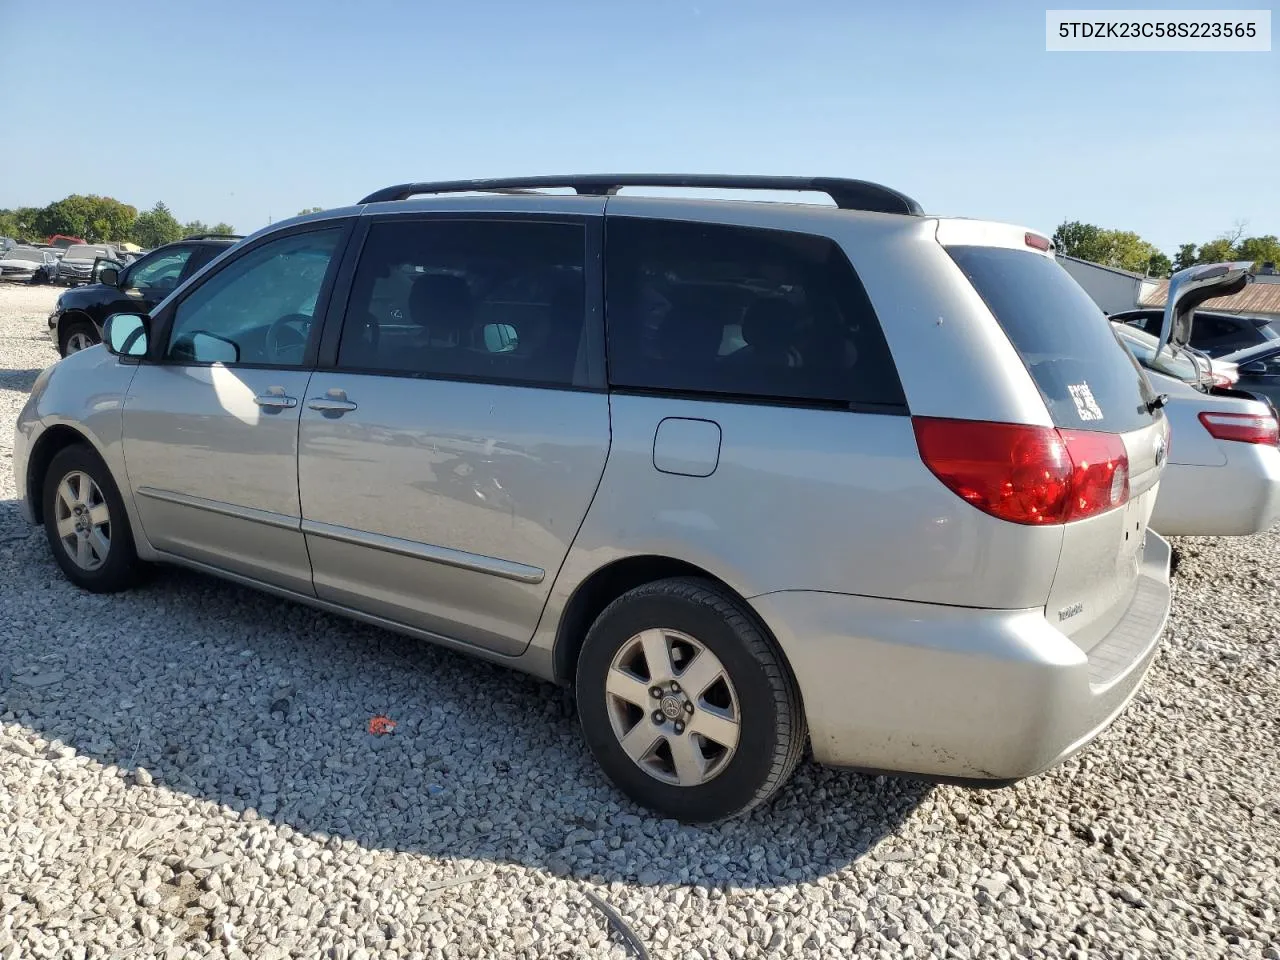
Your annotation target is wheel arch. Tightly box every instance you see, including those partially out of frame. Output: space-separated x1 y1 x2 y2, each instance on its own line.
57 310 99 352
550 554 796 690
26 424 99 524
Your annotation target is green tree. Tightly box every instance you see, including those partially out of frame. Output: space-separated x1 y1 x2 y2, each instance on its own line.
1053 221 1108 262
296 207 323 216
1196 238 1236 264
1172 243 1199 272
34 194 137 242
1237 235 1280 269
132 202 183 248
1146 251 1172 278
211 222 236 235
0 209 20 239
182 220 212 237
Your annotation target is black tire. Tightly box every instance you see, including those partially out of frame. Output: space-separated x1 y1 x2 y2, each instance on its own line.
575 576 806 823
60 317 100 357
42 444 142 593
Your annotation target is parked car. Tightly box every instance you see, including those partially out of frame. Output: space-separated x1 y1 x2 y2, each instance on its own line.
1111 320 1279 536
54 244 119 286
0 245 58 282
1111 306 1278 358
15 175 1175 822
1220 340 1280 410
48 235 242 355
1113 323 1238 390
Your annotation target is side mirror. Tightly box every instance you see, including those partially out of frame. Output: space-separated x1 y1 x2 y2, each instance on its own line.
99 266 119 287
1241 361 1268 376
102 313 149 357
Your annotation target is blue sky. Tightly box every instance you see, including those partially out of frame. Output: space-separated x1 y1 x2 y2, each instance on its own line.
1 0 1275 252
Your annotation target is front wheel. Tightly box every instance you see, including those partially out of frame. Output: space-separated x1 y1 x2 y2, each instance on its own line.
61 319 100 356
42 444 142 593
575 577 806 823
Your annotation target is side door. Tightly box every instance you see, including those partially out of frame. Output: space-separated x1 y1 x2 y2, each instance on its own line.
298 206 611 656
117 244 201 314
122 222 351 594
1236 347 1280 408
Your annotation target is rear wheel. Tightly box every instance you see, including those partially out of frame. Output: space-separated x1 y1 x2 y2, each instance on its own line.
575 577 806 822
61 318 100 356
42 445 142 593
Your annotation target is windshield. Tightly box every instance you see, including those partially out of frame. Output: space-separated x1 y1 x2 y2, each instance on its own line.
63 245 112 261
1114 324 1203 383
3 247 44 263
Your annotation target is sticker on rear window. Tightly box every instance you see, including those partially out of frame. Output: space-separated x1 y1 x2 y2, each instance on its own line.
1068 382 1104 422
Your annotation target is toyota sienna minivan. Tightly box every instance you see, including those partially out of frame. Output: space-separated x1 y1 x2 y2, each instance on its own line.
15 175 1173 822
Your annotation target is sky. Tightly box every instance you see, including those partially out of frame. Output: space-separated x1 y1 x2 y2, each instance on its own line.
0 0 1275 253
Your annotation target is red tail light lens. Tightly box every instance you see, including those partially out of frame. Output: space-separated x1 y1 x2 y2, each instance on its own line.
1198 412 1279 445
913 418 1130 525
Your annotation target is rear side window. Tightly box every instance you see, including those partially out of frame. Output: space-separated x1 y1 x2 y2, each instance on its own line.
604 218 905 410
947 246 1157 433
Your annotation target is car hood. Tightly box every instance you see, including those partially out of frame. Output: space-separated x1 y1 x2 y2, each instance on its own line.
56 283 116 309
0 258 40 268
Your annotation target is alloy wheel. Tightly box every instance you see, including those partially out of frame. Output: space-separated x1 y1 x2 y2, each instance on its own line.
53 471 111 571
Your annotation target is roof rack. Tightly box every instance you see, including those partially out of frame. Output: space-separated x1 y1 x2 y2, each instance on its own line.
183 233 243 241
358 175 923 216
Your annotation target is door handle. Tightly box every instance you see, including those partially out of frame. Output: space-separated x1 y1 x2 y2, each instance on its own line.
307 388 357 414
254 390 298 409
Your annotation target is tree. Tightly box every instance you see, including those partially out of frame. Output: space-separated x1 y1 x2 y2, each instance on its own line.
132 202 183 248
1173 243 1199 272
1053 221 1108 262
1237 235 1280 269
1146 251 1172 278
34 194 137 242
1196 238 1236 264
211 222 236 235
296 207 323 216
182 220 211 237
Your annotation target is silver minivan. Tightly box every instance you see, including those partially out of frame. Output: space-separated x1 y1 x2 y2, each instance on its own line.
14 175 1173 822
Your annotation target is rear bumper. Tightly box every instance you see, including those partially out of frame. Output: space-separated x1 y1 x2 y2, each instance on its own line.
751 532 1172 781
1151 444 1280 536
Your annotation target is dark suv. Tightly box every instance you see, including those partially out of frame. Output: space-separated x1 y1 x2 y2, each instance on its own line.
49 235 241 356
1110 307 1279 358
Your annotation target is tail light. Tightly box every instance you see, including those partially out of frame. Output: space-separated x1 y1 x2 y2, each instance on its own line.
1198 412 1279 445
913 418 1130 525
1210 371 1237 387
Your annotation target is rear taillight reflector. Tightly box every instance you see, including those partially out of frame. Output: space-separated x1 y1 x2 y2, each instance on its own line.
1198 412 1279 445
913 418 1130 525
1024 232 1052 252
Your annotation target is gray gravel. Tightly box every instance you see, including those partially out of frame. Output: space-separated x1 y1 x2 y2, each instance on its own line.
1 282 1278 959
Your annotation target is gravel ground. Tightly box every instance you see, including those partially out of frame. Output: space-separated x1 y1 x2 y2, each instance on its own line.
1 281 1278 959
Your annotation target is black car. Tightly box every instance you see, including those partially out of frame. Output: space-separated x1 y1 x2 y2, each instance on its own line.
49 235 241 356
1220 339 1280 410
1109 307 1279 358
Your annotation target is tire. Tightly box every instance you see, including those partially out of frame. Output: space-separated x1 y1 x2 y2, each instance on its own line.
61 318 100 356
575 576 806 823
42 444 142 593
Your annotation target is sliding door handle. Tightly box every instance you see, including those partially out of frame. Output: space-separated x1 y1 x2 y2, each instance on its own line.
307 388 357 415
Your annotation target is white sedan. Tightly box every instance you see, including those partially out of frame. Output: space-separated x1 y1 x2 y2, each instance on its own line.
1114 314 1280 537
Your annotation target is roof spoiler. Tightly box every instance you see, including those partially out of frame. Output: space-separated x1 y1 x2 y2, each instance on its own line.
358 174 924 216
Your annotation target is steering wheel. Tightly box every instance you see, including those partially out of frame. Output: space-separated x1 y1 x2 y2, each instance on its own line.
265 313 313 364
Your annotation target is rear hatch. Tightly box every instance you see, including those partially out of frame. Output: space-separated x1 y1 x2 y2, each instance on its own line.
943 234 1168 652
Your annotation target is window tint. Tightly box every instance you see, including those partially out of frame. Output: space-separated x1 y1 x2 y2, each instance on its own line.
604 218 904 409
338 219 587 387
126 247 194 296
167 229 341 366
947 246 1157 433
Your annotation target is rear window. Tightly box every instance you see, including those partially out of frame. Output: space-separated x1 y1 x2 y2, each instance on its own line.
605 218 905 410
947 246 1157 433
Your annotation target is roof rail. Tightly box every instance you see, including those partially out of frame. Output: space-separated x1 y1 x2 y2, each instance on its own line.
358 175 923 216
183 233 243 241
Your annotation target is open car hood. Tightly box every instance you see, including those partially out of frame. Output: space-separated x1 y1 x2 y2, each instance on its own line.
1158 261 1253 356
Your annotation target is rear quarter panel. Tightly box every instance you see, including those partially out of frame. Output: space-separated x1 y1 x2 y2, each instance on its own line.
546 394 1065 610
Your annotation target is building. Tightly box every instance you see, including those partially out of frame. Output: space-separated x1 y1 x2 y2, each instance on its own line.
1056 255 1160 315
